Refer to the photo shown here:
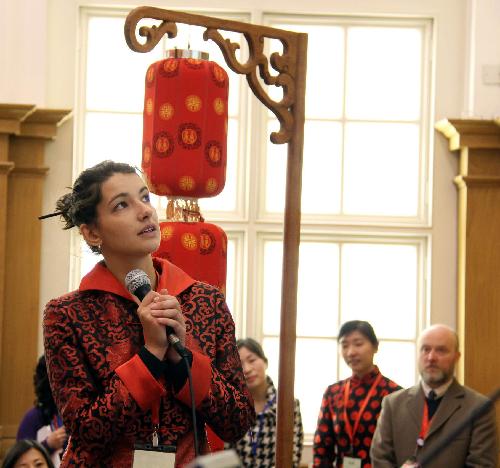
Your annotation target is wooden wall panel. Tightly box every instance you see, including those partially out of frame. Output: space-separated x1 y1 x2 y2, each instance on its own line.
0 106 71 460
437 119 500 465
464 174 500 440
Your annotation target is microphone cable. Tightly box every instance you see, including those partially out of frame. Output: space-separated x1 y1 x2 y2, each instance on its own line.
181 351 200 459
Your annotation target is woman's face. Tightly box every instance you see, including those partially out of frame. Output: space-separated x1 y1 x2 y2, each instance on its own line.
239 346 267 392
82 172 160 260
340 330 377 377
14 448 49 468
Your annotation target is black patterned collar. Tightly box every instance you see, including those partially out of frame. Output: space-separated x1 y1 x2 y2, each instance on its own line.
350 366 380 386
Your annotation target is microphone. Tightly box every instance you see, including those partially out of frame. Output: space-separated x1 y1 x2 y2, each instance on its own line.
125 269 187 357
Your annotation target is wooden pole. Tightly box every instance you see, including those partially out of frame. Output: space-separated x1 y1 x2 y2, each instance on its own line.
275 32 307 468
124 11 308 466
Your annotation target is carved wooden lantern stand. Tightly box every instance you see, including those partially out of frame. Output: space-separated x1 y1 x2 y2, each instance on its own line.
124 7 307 467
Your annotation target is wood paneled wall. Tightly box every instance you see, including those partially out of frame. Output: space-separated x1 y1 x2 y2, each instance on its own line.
0 105 71 459
436 119 500 455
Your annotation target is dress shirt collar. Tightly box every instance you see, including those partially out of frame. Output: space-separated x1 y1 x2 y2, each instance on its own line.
420 378 454 399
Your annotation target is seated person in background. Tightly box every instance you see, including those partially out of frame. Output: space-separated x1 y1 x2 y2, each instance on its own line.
230 338 304 467
313 320 401 467
2 439 55 468
370 324 498 468
17 356 66 467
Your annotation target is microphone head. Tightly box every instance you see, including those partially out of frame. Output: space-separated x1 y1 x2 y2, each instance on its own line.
125 269 151 300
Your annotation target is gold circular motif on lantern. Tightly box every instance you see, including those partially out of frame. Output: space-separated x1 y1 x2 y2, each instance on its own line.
142 145 152 167
200 229 216 255
146 98 154 116
182 128 197 145
205 178 218 194
179 175 196 192
157 184 171 195
153 132 174 157
213 98 225 115
161 225 174 241
160 59 179 77
185 95 202 112
210 63 226 87
181 232 198 250
178 123 201 149
185 58 204 69
205 140 222 167
146 66 155 85
159 103 174 120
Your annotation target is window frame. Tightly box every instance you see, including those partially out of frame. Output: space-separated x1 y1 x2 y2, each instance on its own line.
72 5 435 442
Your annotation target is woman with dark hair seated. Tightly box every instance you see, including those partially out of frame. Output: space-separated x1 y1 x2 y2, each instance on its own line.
2 439 55 468
230 337 304 467
313 320 402 468
17 356 66 467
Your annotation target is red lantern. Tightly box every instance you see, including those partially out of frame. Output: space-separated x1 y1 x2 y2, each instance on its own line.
154 220 228 295
142 50 229 198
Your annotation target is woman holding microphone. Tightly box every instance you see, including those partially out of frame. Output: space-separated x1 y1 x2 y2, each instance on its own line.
42 160 254 467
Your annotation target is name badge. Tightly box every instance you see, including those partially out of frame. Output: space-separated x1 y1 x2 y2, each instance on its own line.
133 445 175 468
344 456 362 468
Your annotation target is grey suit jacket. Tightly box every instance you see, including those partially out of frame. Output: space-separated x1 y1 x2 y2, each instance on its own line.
370 379 498 467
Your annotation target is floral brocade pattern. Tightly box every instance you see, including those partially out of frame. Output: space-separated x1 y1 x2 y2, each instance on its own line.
313 368 401 468
43 281 254 467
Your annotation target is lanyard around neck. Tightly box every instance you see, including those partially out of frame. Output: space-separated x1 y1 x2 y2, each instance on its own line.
343 373 382 446
418 401 433 443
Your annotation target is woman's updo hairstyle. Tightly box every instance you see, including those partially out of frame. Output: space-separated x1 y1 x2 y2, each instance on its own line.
55 161 136 252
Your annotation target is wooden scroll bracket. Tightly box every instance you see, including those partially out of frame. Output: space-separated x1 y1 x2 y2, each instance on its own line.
124 7 307 467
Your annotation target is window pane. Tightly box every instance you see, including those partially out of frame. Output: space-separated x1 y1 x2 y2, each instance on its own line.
340 243 418 340
84 112 142 169
345 26 422 120
263 337 338 435
266 121 343 214
263 241 340 336
265 121 287 213
377 341 415 388
80 240 102 278
262 241 283 335
297 243 339 336
296 339 338 435
268 24 345 119
86 16 163 112
225 238 236 314
338 340 415 389
302 121 342 214
343 122 420 216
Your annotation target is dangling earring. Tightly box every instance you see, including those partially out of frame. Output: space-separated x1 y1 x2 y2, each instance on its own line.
96 243 102 255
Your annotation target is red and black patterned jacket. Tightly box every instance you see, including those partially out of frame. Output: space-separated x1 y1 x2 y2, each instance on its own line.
43 257 255 467
313 367 401 468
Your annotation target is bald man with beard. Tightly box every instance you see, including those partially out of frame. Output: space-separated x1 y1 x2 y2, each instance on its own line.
370 324 498 468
